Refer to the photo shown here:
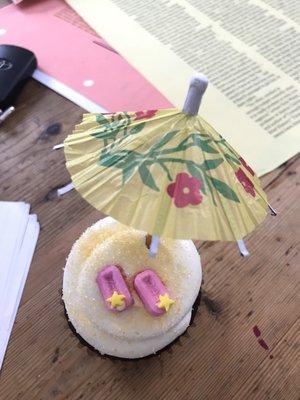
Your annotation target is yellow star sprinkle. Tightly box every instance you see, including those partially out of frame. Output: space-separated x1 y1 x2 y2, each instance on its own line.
156 293 175 312
106 291 125 308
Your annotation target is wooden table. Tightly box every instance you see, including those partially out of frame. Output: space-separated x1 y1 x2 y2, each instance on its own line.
1 23 299 400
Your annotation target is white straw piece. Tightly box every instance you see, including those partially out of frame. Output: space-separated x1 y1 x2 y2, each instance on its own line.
149 235 160 258
237 240 250 257
57 182 74 196
0 106 15 125
53 143 64 150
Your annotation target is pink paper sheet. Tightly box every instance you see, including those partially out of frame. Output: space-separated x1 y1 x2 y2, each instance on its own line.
0 0 172 111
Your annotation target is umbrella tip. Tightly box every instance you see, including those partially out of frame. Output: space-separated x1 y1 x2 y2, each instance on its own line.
189 74 209 91
183 74 209 116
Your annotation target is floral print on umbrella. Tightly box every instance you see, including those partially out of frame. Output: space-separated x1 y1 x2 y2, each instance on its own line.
239 157 255 176
235 168 255 197
167 172 203 208
135 110 157 120
93 114 242 205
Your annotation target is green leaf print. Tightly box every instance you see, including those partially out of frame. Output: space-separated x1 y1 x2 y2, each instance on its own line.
225 153 241 165
99 152 126 168
130 122 146 135
186 162 206 195
96 114 109 126
138 164 159 191
202 158 224 170
150 130 179 152
192 134 218 153
209 177 240 202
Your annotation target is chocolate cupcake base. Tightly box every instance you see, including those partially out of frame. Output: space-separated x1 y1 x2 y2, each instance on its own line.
63 289 202 361
63 217 202 359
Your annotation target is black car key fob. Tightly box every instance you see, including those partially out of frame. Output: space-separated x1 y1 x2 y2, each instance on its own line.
0 44 37 123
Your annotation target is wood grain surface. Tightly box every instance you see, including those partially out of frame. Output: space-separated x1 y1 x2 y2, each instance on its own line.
0 4 299 398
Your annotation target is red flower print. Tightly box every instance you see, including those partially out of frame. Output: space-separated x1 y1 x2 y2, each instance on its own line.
235 168 255 197
167 172 203 208
239 157 255 176
135 110 157 120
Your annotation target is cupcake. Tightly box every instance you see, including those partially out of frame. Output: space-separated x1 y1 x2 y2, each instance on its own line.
63 217 202 359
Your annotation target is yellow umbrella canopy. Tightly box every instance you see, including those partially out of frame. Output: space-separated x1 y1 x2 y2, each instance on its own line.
64 76 269 243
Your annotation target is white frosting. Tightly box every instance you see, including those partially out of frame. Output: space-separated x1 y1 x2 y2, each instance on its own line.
63 217 202 358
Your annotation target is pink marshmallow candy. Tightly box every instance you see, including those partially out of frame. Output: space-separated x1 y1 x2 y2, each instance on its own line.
134 269 170 316
96 265 133 312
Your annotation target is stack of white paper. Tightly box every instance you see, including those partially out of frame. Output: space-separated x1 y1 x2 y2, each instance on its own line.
0 202 40 370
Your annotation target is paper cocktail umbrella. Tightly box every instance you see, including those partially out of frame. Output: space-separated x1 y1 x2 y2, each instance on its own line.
64 75 273 256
